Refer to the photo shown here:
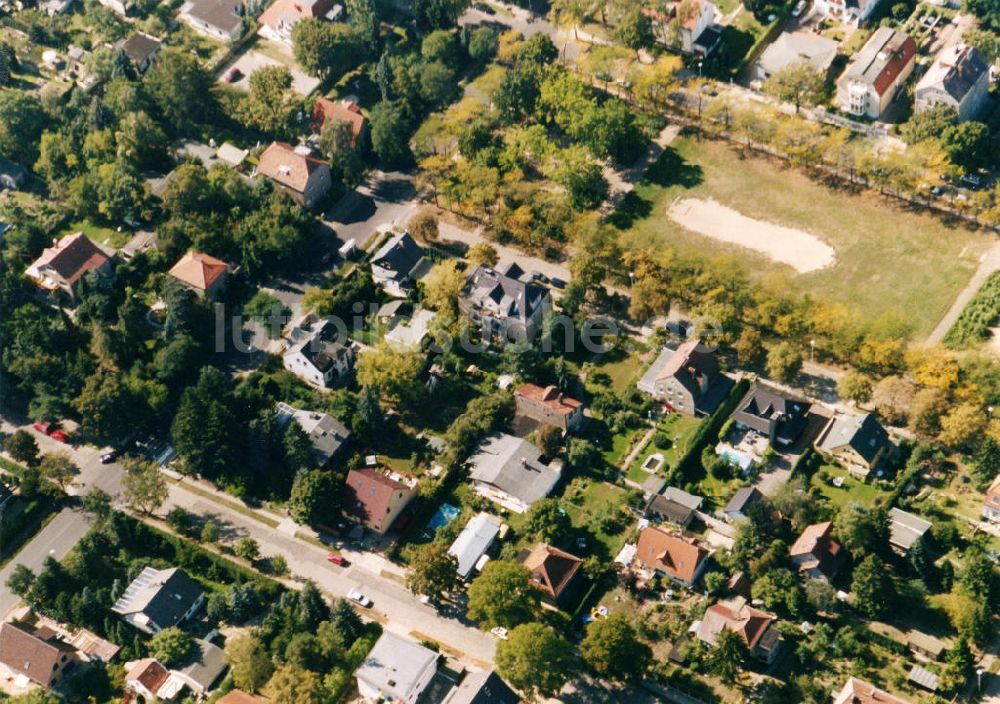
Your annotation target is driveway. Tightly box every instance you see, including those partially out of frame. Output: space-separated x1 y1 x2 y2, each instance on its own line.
324 169 420 250
219 48 320 96
438 221 570 283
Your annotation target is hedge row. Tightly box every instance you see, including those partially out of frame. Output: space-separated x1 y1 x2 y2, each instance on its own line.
670 377 752 485
943 271 1000 349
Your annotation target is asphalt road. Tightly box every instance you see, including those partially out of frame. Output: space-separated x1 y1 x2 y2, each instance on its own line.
0 508 93 616
323 169 420 250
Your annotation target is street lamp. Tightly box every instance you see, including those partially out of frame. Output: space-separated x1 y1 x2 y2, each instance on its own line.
977 667 985 691
810 339 816 363
698 61 703 78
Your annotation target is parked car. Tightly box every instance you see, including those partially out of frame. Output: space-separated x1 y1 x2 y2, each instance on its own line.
224 67 241 83
100 450 117 464
472 1 495 13
792 0 806 16
347 588 372 607
327 552 348 567
550 277 566 289
530 271 549 284
490 626 509 640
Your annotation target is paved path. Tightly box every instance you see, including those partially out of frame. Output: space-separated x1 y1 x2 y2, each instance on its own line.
926 241 1000 346
438 221 571 283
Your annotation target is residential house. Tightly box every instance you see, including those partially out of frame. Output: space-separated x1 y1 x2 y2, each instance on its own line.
217 143 249 168
276 402 351 467
370 231 426 297
888 507 931 556
789 521 844 581
459 263 553 344
644 493 696 529
907 631 946 662
171 639 228 696
355 632 438 704
283 317 356 388
25 232 114 302
836 28 917 120
449 513 502 580
514 383 585 434
120 33 161 73
125 659 171 701
0 621 77 689
730 381 810 447
723 486 763 522
816 412 893 479
467 433 562 514
754 32 839 81
385 309 437 350
665 486 703 511
256 142 332 209
111 566 205 634
676 0 721 56
442 671 519 704
637 340 733 416
179 0 245 40
312 98 369 148
983 474 1000 521
694 597 782 663
258 0 335 44
167 251 230 299
0 161 28 191
915 44 992 122
635 526 710 587
832 677 911 704
815 0 884 23
518 543 584 607
343 468 416 534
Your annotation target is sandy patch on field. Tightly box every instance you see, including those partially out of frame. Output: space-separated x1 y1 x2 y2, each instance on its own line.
667 198 836 273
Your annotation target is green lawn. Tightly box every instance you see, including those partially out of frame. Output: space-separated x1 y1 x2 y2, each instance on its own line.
561 479 633 558
613 137 991 339
626 413 702 484
61 219 128 249
811 463 885 509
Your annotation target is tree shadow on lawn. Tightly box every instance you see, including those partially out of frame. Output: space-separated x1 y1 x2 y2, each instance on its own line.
606 149 704 230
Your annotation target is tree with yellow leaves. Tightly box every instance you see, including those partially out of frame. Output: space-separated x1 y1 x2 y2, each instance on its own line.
421 260 466 316
356 342 426 405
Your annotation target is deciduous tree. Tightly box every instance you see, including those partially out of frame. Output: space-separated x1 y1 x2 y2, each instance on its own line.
580 613 652 680
405 541 460 599
495 623 576 700
467 560 539 628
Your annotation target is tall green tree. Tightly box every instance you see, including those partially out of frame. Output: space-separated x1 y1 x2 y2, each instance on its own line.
288 470 340 525
144 52 217 132
405 541 460 599
763 61 827 113
852 554 894 619
580 613 652 681
708 629 747 685
495 623 576 700
121 455 169 515
466 560 540 629
369 100 410 162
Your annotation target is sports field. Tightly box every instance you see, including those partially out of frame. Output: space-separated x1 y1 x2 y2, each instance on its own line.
613 136 992 339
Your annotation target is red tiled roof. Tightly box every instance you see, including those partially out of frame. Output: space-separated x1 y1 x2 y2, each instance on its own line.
258 0 335 30
519 543 583 599
873 36 917 97
833 677 911 704
126 658 169 694
343 468 410 532
515 383 582 416
700 602 775 650
636 526 709 584
257 142 327 193
168 251 228 291
312 98 368 145
30 232 110 286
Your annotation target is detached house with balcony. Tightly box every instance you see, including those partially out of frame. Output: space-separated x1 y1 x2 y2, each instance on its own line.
915 44 992 122
637 340 733 416
343 468 416 534
694 597 782 664
283 316 356 388
514 383 584 434
790 521 845 581
256 142 331 209
816 412 893 479
112 566 204 634
25 232 114 302
730 382 810 448
459 263 552 344
370 231 426 297
836 28 916 120
635 526 711 587
0 622 78 690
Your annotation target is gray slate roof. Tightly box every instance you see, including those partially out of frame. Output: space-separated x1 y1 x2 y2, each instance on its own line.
448 513 501 579
756 31 838 76
888 507 931 551
462 266 549 325
468 433 561 508
664 486 703 511
724 487 763 516
276 402 351 465
121 33 160 65
178 640 227 692
356 632 438 702
111 566 203 630
816 412 890 464
916 44 990 104
180 0 243 34
443 670 519 704
372 232 424 282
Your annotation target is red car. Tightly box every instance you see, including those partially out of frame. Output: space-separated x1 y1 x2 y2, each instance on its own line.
49 430 68 443
33 422 53 434
224 66 241 83
327 552 348 567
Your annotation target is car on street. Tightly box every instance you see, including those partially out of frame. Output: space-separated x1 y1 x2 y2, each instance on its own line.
327 552 348 566
472 1 495 13
347 588 372 607
550 276 566 289
530 271 549 284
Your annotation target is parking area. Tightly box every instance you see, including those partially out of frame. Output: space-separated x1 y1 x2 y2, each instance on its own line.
218 47 320 96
